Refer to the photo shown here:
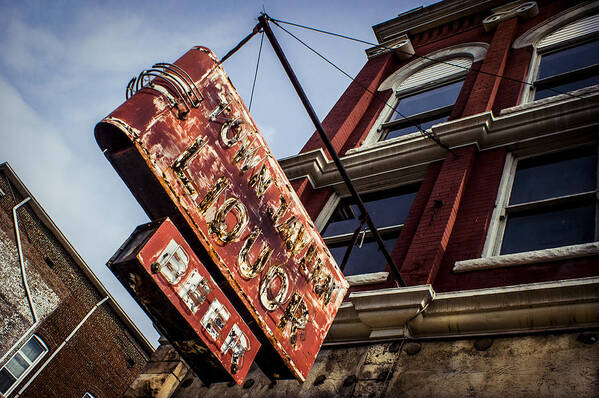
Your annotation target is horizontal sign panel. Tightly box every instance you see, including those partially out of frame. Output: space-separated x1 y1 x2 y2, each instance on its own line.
109 218 260 385
96 47 349 381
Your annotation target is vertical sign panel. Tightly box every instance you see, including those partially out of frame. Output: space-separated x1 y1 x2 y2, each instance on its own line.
109 218 260 385
96 47 349 381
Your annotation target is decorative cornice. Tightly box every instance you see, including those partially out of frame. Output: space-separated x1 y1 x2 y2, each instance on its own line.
454 242 599 272
365 35 414 60
326 277 599 342
372 0 505 43
482 1 538 32
279 86 599 195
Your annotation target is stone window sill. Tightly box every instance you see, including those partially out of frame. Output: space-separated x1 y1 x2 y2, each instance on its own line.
345 272 389 286
453 242 599 273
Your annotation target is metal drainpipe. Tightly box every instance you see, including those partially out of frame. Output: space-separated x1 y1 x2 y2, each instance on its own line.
12 296 110 398
0 198 39 367
13 197 37 323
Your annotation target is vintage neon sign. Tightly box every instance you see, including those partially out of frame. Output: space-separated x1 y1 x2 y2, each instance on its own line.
108 218 260 385
96 47 349 381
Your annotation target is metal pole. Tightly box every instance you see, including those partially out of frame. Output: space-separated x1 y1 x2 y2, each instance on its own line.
258 14 406 287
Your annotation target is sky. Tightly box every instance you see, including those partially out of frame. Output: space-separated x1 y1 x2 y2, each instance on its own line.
0 0 436 347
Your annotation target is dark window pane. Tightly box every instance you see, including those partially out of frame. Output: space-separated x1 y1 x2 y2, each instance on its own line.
323 202 360 237
391 80 464 120
510 148 597 205
500 204 595 255
534 74 599 100
21 337 44 362
323 186 418 236
329 237 397 276
537 40 599 80
365 191 417 228
0 368 16 394
384 115 449 140
6 353 28 379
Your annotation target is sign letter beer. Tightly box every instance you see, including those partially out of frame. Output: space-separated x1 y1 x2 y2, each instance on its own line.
96 47 348 381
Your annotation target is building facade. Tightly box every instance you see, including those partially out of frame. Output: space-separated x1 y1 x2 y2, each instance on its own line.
0 163 153 398
125 0 599 396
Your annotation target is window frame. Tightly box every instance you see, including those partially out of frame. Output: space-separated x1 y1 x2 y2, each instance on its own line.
357 43 488 151
319 184 419 280
522 15 599 103
374 68 467 143
483 145 599 257
0 335 48 396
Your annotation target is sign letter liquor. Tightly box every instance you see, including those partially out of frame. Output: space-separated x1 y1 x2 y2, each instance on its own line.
96 47 349 382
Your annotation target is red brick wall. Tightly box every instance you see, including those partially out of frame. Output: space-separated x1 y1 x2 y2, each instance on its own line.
399 146 476 286
292 0 599 294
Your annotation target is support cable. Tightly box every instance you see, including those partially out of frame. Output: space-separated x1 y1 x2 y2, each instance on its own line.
270 18 456 155
249 31 265 112
270 16 599 105
258 13 407 287
220 24 262 64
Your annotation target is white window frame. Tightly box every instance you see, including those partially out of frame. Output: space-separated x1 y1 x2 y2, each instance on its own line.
517 7 599 103
0 335 48 396
482 145 599 258
360 43 488 149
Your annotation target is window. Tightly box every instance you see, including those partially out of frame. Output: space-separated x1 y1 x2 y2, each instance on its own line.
83 393 97 398
489 147 598 256
377 58 469 141
322 185 418 276
0 335 48 395
531 14 599 101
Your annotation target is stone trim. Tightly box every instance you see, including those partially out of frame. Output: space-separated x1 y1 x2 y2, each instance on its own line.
279 88 599 195
454 242 599 273
327 277 599 342
346 272 389 286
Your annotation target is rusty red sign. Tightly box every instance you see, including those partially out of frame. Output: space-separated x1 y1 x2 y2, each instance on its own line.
108 218 260 385
96 47 348 381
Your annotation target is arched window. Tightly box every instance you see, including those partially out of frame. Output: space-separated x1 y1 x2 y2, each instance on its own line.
363 43 487 145
514 5 599 102
532 14 599 100
0 335 48 396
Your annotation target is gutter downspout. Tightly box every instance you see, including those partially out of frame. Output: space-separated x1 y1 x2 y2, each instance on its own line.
12 296 110 398
13 197 37 323
0 198 37 366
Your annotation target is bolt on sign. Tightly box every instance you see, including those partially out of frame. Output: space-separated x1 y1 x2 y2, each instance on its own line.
108 218 260 384
95 46 349 382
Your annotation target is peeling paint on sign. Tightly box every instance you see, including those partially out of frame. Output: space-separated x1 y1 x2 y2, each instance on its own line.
96 46 349 381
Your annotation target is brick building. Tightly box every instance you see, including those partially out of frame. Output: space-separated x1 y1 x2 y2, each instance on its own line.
124 0 599 396
0 163 153 398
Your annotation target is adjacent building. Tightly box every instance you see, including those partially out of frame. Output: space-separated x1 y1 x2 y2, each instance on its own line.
126 0 599 396
0 163 153 398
